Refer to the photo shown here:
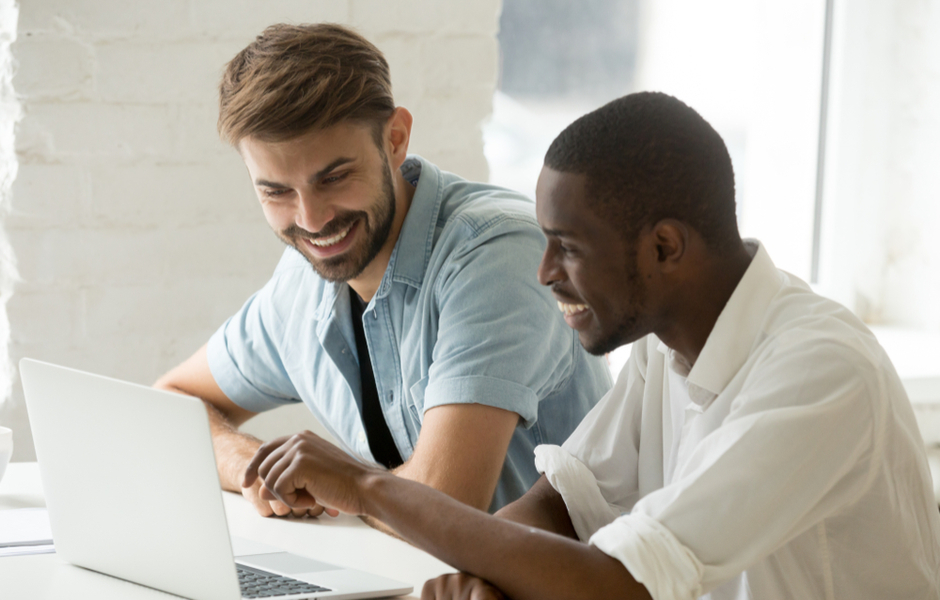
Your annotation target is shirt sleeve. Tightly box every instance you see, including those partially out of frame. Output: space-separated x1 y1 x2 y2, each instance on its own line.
421 216 579 427
544 338 654 523
206 252 303 413
585 338 881 600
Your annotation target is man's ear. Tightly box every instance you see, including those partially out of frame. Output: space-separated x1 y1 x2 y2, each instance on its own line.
650 219 688 273
385 107 413 169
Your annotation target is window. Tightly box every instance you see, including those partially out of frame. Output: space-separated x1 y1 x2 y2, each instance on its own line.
487 0 940 447
486 0 827 282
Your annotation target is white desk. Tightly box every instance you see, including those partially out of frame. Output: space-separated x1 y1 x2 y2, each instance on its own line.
0 463 454 599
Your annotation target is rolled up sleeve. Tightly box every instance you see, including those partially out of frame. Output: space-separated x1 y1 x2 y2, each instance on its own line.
534 445 620 541
576 341 880 599
206 255 303 413
422 218 577 427
591 513 705 600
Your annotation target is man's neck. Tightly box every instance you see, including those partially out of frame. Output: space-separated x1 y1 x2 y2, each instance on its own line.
658 243 754 366
348 168 416 303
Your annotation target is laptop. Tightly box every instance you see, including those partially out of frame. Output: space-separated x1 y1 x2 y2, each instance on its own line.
20 358 413 600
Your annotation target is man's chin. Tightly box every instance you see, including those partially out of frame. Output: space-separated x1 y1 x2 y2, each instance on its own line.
580 325 641 356
308 257 367 283
290 244 365 283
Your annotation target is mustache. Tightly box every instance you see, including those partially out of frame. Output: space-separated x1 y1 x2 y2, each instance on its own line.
282 212 366 241
550 284 581 303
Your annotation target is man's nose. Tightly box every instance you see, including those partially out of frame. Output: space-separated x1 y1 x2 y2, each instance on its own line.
537 247 562 287
295 193 334 234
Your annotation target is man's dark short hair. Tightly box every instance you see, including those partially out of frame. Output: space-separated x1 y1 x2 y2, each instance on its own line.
544 92 740 253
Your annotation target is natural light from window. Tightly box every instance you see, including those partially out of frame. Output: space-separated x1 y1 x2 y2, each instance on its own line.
485 0 826 285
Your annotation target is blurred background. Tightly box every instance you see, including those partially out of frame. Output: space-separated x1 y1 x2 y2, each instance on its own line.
0 0 938 497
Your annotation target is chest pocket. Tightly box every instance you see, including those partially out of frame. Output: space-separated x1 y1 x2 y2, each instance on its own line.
408 376 429 427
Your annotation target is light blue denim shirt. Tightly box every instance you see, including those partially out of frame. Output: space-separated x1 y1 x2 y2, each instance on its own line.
207 156 612 510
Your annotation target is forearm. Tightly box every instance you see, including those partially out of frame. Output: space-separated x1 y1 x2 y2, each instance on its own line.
242 431 645 597
359 515 404 540
389 459 492 511
202 401 263 492
494 475 578 538
361 473 649 600
360 459 478 538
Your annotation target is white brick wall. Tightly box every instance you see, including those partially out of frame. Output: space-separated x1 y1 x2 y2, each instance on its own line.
1 0 501 460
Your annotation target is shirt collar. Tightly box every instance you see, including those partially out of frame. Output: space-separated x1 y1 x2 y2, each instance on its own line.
657 240 784 402
688 240 783 397
312 279 344 323
374 155 444 299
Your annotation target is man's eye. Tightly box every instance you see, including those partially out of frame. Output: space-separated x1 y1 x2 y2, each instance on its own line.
262 188 289 198
322 172 348 185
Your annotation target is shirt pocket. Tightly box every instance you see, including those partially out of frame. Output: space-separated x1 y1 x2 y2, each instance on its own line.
408 376 429 426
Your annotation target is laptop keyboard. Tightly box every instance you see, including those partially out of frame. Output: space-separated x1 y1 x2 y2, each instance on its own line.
237 564 332 598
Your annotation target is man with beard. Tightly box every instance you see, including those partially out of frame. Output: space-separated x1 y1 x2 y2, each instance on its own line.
241 92 940 599
154 23 612 525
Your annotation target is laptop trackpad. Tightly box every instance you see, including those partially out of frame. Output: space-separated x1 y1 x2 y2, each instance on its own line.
238 552 340 575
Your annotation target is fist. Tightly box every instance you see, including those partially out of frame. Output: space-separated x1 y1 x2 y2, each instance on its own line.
421 573 506 600
241 474 326 518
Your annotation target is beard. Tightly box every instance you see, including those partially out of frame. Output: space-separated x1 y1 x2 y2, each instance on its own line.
579 248 649 356
279 161 397 283
583 310 645 356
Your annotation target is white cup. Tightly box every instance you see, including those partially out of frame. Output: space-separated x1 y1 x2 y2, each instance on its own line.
0 426 12 485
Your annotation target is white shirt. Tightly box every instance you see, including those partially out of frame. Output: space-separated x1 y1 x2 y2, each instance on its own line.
535 242 940 600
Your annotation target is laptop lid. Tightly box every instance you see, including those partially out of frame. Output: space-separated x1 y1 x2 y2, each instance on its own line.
21 358 244 600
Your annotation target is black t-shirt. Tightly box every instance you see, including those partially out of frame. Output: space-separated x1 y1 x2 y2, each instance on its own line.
349 291 404 470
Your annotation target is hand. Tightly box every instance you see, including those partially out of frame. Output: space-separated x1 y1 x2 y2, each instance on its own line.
421 573 507 600
241 476 327 518
243 430 378 517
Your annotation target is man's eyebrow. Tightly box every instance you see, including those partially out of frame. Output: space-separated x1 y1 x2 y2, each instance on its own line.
253 157 357 188
309 157 356 184
254 178 288 188
541 227 574 238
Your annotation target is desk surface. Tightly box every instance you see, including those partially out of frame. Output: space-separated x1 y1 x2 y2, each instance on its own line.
0 463 453 600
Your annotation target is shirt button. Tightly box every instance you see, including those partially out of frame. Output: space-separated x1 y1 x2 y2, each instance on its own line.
358 431 367 443
372 311 378 320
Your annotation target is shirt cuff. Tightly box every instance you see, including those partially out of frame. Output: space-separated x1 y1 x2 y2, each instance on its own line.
533 445 619 541
423 375 540 428
589 513 705 600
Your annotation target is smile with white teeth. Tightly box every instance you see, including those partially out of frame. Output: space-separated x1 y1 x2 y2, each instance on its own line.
308 223 353 247
557 301 588 316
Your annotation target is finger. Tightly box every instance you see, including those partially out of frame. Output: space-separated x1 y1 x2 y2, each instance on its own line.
291 506 308 518
243 435 292 487
259 440 303 504
472 585 499 600
273 459 332 510
256 438 296 485
457 575 475 600
269 499 293 517
422 574 456 600
258 482 278 501
243 486 275 518
306 504 325 517
324 507 339 518
421 578 437 600
266 451 305 506
478 582 505 600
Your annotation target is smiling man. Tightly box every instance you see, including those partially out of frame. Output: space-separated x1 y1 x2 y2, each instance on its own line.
153 23 611 523
242 92 940 599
